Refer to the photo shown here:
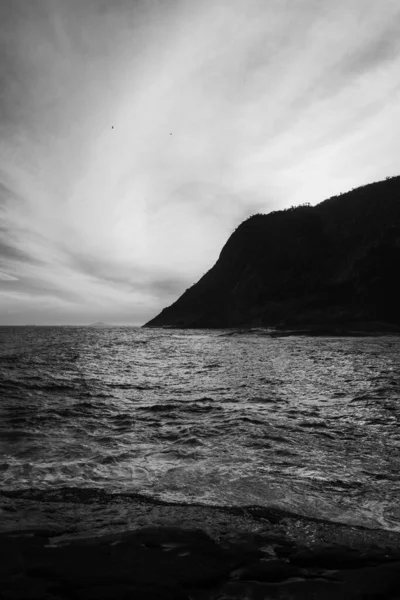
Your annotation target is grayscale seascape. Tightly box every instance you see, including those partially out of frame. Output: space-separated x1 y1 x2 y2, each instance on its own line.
2 1 400 595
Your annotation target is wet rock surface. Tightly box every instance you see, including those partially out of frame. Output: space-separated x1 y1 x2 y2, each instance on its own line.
2 518 400 600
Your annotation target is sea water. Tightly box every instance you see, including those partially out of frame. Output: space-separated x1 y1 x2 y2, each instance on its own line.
1 326 399 533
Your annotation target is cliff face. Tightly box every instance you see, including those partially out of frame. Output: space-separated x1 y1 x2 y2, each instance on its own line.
144 176 400 330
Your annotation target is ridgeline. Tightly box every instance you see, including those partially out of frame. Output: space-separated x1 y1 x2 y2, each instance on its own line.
144 176 400 332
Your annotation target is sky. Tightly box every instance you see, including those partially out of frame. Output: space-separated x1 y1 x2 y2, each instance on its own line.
1 0 400 325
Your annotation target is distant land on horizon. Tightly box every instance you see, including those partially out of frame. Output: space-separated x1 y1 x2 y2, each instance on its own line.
87 322 140 328
144 176 400 332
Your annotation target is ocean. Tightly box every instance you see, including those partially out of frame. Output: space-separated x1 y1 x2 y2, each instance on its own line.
1 326 399 537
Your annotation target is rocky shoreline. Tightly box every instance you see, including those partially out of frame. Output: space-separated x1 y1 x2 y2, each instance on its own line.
2 495 400 599
153 321 400 337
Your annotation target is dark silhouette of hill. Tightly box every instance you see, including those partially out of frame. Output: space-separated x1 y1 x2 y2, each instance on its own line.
144 176 400 332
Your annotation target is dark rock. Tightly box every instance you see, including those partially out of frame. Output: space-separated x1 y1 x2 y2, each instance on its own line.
219 561 400 600
144 175 400 331
275 543 299 558
289 545 397 569
0 528 234 600
2 526 400 600
238 558 302 582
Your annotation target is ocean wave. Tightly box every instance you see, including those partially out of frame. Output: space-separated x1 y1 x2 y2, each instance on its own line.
1 327 399 534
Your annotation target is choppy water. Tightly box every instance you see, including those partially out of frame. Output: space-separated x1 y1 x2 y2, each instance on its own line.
1 326 400 532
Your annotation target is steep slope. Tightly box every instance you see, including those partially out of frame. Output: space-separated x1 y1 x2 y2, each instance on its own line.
144 176 400 330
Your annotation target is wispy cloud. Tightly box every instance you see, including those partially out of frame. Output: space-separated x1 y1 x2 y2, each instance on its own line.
0 271 18 281
1 0 400 324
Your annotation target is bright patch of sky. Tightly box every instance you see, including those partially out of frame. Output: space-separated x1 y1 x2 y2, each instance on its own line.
1 0 399 324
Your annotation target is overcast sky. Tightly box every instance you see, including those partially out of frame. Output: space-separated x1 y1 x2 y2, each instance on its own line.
1 0 399 325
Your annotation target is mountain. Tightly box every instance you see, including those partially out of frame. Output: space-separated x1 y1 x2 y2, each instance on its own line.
88 322 111 328
144 176 400 332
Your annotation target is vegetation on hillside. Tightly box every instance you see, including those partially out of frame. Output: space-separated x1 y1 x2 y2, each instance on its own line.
145 176 400 331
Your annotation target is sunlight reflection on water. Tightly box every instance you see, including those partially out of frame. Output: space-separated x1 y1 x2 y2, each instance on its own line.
0 327 399 531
